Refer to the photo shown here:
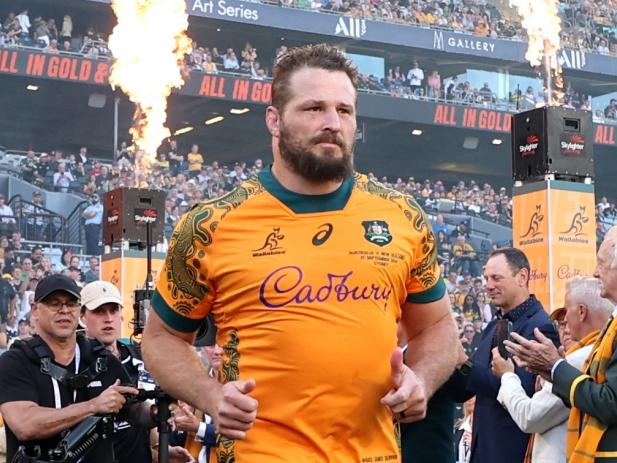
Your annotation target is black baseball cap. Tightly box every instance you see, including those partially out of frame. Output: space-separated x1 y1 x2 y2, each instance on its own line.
34 274 81 302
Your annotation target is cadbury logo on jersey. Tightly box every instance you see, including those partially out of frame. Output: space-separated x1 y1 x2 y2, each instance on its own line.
259 265 392 310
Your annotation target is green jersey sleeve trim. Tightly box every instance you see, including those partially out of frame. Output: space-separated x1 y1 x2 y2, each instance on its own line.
151 290 203 333
406 278 446 304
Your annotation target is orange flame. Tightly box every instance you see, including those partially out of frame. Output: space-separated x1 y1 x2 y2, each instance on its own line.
108 0 192 169
509 0 563 105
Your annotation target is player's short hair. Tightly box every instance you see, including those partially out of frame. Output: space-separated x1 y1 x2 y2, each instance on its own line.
272 44 358 111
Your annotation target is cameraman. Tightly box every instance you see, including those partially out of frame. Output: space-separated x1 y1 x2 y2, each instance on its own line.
0 274 138 463
79 280 193 463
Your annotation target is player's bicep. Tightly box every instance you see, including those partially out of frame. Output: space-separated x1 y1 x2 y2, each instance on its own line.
401 293 452 340
144 309 196 345
152 209 214 333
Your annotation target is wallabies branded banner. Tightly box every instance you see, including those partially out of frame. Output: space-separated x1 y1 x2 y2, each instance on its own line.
101 249 165 338
513 181 596 313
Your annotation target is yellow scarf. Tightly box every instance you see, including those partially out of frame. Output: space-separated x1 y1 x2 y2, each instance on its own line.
567 318 617 463
523 330 600 463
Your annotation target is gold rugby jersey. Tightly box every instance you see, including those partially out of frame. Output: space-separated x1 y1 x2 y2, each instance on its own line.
153 166 445 463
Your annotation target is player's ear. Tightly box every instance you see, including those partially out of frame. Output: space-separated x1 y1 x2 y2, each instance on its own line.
266 106 281 138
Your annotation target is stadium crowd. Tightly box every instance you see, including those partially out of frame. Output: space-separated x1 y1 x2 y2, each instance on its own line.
0 8 614 120
275 0 617 57
1 136 615 343
3 1 617 58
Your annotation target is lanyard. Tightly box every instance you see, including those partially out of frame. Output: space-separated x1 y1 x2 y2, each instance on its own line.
51 344 81 409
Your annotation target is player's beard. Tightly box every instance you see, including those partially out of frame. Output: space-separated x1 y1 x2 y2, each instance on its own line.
278 123 354 183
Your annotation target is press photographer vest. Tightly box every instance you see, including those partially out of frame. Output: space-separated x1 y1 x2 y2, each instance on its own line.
12 334 112 408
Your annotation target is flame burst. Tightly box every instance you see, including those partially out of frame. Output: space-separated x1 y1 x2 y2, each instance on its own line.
108 0 192 171
509 0 562 105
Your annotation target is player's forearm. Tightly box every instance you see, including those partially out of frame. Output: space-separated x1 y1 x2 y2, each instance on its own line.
406 314 458 398
142 325 220 415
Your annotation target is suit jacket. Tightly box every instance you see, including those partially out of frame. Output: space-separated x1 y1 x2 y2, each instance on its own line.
552 319 617 461
467 295 559 463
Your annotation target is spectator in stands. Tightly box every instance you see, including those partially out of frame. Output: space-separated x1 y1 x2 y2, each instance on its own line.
461 322 478 356
597 39 610 55
44 39 59 54
47 18 57 42
452 235 480 277
483 202 500 223
433 214 447 235
223 49 240 71
60 40 73 54
60 14 72 43
437 230 452 271
167 140 185 176
16 10 30 38
3 15 21 46
35 152 51 182
203 54 218 74
427 70 441 99
20 150 37 183
462 294 482 322
604 99 617 120
450 220 470 242
523 86 537 109
475 19 490 37
241 42 257 67
0 265 17 344
33 17 50 47
83 257 99 283
455 397 475 463
445 75 459 100
6 318 31 349
187 144 204 179
407 61 424 95
30 247 43 266
52 162 74 193
77 147 89 165
23 191 46 241
82 193 103 255
479 82 495 104
0 196 15 226
66 266 83 287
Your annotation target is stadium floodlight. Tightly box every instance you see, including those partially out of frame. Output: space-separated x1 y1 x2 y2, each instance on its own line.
230 108 250 115
411 129 423 136
26 85 39 91
462 137 479 150
173 126 194 136
205 116 224 125
491 138 503 145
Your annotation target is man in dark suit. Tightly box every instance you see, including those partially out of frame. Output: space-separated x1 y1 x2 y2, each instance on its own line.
507 227 617 463
466 247 559 463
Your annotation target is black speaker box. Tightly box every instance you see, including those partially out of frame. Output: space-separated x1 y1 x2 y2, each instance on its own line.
103 188 166 246
511 106 594 182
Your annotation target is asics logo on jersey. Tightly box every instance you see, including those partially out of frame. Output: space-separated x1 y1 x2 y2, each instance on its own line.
259 265 392 310
312 223 334 246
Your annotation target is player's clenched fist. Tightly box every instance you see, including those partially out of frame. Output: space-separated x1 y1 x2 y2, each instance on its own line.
212 379 258 440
